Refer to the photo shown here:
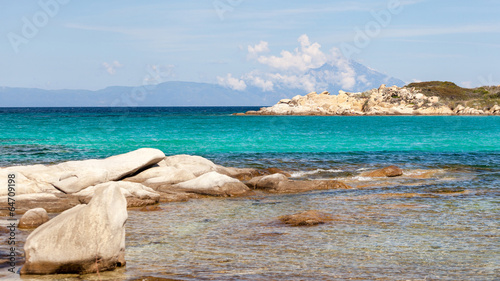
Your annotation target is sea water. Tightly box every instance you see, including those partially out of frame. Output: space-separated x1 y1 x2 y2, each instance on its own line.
0 107 498 280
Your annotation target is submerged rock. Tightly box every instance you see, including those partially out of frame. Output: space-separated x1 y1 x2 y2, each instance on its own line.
248 174 351 193
363 165 403 177
18 208 49 229
279 210 333 226
265 167 291 177
21 184 128 275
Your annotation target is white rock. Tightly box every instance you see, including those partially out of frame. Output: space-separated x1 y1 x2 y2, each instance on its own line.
125 166 196 185
0 169 59 196
162 154 219 176
172 171 250 197
21 183 127 275
1 148 165 195
51 148 165 193
75 181 160 207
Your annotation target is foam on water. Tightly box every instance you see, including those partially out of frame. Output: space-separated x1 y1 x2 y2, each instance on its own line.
289 168 344 178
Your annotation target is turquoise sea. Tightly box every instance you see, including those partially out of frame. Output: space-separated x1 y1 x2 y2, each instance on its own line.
1 107 499 280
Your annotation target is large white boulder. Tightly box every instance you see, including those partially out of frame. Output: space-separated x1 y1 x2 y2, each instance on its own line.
161 154 219 176
172 171 251 197
21 183 128 275
0 148 165 195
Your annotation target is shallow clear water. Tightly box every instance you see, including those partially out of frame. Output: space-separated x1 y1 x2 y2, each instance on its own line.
0 107 499 280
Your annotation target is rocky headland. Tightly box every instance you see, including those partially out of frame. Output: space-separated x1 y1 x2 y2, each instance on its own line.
240 81 500 116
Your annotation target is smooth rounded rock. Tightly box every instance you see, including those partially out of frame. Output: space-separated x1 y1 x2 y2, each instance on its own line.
172 171 251 197
18 208 49 229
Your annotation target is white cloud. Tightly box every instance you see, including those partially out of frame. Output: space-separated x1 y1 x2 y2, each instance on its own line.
266 73 319 93
102 61 123 75
217 73 247 91
219 34 363 92
243 72 274 91
461 81 473 88
257 34 327 72
247 41 270 59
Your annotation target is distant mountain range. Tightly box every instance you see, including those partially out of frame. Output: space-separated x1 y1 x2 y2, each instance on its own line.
0 61 404 107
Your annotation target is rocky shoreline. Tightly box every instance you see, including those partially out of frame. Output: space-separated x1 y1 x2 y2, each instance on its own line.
239 84 500 116
0 148 485 277
0 148 362 276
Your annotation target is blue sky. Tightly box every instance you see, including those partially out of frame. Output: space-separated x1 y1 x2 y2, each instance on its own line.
1 0 499 91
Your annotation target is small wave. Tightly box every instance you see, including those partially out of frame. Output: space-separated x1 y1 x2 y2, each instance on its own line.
352 176 373 181
290 168 343 178
356 167 371 171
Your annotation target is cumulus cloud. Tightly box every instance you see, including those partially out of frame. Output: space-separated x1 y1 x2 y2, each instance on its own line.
217 73 247 91
257 34 328 72
102 60 123 75
219 34 363 92
247 41 270 59
242 71 274 91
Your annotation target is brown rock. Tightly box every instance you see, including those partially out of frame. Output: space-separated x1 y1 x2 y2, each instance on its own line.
248 173 288 190
248 174 351 193
218 167 261 181
0 226 9 233
265 167 291 177
279 210 332 226
18 208 49 229
364 165 403 177
273 180 351 193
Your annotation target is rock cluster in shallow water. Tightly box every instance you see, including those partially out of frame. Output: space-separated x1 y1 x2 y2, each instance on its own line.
1 149 411 275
